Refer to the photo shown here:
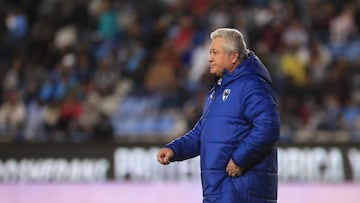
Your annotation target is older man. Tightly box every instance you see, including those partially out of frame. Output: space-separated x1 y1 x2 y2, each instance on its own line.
157 28 280 203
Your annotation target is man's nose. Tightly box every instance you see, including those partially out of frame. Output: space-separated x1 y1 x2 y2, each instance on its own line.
208 55 213 62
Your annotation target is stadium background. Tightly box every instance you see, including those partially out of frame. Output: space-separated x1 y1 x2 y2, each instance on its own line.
0 0 360 202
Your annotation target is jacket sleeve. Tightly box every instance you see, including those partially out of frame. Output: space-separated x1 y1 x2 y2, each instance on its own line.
165 117 202 161
232 80 280 169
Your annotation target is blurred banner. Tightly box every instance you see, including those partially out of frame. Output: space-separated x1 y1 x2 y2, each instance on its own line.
0 143 359 183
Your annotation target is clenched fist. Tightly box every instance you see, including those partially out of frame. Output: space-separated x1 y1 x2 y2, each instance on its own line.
157 147 174 165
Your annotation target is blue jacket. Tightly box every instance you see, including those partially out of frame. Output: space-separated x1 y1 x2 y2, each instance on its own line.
166 52 280 203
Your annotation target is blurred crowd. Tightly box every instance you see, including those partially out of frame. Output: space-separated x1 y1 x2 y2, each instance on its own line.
0 0 360 143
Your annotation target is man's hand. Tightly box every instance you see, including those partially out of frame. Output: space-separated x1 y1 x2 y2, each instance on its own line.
226 158 244 177
157 148 174 165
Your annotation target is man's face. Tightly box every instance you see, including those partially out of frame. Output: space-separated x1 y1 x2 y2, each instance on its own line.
208 37 234 77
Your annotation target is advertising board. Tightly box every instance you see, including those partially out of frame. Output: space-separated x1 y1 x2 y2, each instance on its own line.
0 143 359 183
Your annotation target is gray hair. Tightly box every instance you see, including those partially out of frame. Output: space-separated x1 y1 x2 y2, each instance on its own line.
210 28 248 60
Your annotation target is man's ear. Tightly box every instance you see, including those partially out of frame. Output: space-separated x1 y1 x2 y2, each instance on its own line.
231 52 239 64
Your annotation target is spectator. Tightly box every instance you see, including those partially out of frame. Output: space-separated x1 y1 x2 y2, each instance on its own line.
0 91 26 142
23 98 45 142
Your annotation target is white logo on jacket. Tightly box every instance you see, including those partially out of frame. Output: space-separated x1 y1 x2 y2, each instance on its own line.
222 89 231 101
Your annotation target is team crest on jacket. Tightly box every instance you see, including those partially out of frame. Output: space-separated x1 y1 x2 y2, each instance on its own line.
222 89 231 101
